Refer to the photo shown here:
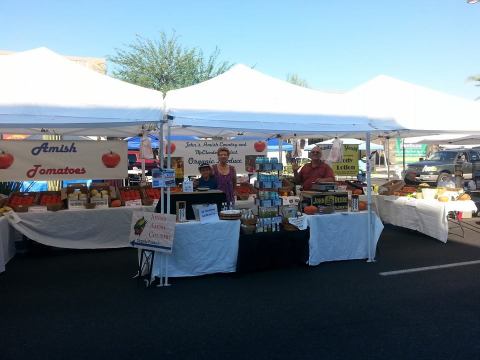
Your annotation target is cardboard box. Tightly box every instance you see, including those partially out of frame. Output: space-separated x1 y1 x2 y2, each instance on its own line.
63 185 89 209
301 191 349 211
8 192 38 208
378 180 406 195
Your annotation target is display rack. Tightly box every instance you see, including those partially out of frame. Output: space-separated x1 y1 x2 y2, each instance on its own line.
254 157 283 233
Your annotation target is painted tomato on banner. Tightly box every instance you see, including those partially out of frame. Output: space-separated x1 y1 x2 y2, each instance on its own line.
165 143 176 155
254 141 266 152
0 151 14 169
102 151 121 168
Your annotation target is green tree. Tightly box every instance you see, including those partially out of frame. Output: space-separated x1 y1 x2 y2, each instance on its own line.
286 73 309 88
108 32 232 93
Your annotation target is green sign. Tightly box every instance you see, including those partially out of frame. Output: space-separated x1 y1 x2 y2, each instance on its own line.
394 138 428 164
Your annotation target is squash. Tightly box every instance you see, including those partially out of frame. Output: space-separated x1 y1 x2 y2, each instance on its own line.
352 188 363 195
359 201 367 211
110 199 122 207
438 196 449 202
458 193 471 201
304 205 318 215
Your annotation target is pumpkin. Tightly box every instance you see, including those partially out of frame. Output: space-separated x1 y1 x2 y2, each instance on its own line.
304 205 318 215
352 188 363 195
110 199 122 207
359 201 367 211
438 196 449 202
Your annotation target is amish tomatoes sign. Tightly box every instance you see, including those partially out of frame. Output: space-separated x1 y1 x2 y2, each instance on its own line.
0 140 127 181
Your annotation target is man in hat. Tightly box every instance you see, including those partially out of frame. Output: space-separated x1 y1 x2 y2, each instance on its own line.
292 146 335 191
195 163 218 189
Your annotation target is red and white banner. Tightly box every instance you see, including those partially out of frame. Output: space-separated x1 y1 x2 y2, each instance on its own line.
165 140 267 176
0 140 127 181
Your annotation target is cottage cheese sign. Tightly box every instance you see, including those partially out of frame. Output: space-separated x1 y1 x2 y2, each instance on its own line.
0 140 127 181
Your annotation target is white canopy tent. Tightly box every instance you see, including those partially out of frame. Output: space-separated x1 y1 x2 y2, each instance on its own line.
165 64 403 138
404 133 480 146
163 65 405 263
0 48 164 136
346 75 480 137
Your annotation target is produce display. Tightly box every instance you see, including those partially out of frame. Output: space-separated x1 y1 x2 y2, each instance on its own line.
119 188 142 202
39 193 62 206
384 182 471 202
144 187 161 200
8 193 36 207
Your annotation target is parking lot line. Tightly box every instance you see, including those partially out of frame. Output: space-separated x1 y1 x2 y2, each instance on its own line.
379 259 480 276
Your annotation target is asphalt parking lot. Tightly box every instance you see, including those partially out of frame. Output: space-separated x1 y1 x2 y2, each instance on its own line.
1 214 480 360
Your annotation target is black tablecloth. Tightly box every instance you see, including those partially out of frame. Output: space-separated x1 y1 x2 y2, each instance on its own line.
236 229 309 273
156 191 226 220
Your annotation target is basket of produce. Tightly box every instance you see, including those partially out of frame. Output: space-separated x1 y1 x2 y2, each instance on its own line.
84 203 97 209
219 209 242 220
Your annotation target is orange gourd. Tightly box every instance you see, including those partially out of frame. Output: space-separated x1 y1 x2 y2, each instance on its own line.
304 205 318 215
359 201 367 211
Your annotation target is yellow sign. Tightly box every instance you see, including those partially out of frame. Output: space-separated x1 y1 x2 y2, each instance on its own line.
332 145 359 176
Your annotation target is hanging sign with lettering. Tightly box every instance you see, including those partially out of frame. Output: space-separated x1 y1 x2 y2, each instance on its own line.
164 140 267 176
0 140 127 181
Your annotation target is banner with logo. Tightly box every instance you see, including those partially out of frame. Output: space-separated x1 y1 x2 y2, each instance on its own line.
129 211 176 253
0 140 127 181
165 140 267 176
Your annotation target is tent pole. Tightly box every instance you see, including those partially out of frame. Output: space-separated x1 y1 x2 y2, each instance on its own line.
159 116 165 214
141 131 146 185
278 136 283 165
166 116 172 215
402 138 406 171
386 137 390 181
366 132 375 263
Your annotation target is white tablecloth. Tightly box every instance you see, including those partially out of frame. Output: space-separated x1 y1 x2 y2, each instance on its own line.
0 216 16 273
7 206 155 249
307 212 384 266
151 220 240 277
373 195 478 243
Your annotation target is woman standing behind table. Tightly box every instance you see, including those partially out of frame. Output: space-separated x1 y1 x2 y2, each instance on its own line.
212 147 237 205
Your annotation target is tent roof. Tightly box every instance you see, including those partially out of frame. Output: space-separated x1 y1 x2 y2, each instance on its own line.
165 64 402 138
306 138 384 151
0 47 164 136
404 133 480 145
347 75 480 137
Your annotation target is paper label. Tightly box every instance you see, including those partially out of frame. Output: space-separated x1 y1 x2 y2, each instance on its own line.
199 204 220 224
288 216 308 230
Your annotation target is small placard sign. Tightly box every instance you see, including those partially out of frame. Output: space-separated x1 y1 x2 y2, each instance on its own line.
199 204 219 224
152 168 176 188
182 180 194 193
288 215 308 230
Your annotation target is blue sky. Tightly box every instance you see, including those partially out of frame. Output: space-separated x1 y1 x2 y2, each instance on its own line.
1 0 479 99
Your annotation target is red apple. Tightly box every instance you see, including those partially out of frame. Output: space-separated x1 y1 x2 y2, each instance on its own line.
102 151 121 168
0 151 14 169
165 143 176 155
254 141 266 152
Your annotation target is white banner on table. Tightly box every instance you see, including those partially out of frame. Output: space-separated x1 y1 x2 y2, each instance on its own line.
166 140 267 176
0 140 127 181
129 212 176 253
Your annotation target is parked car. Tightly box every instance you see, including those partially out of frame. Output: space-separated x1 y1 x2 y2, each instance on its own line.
403 148 480 185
